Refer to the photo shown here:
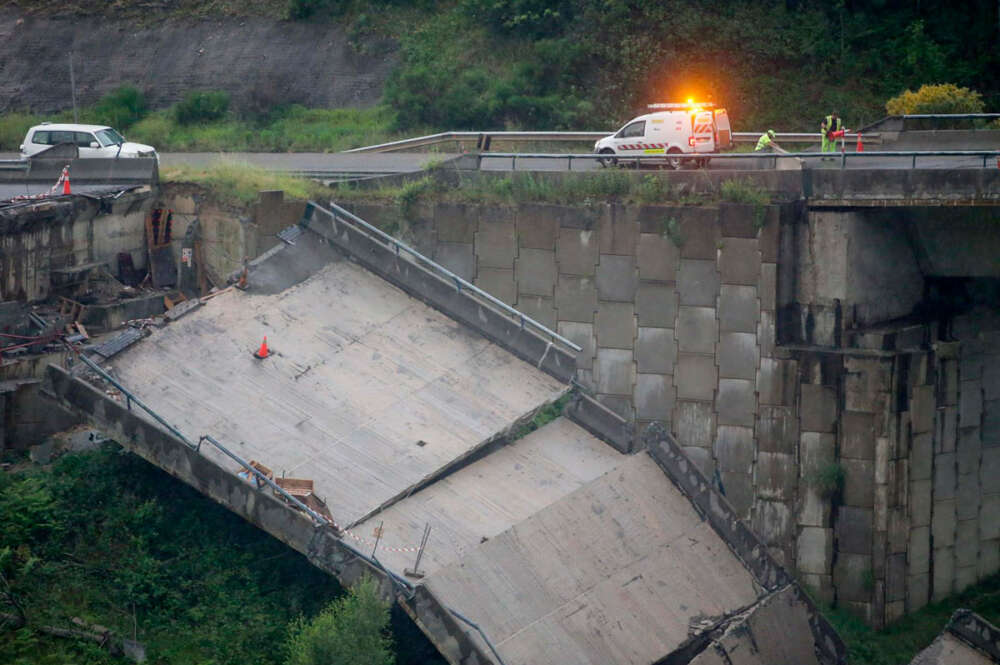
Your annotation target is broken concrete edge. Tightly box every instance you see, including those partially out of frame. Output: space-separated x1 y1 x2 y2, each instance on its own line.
947 609 1000 662
345 386 573 530
641 422 848 665
301 206 577 383
565 391 635 454
42 363 496 665
660 585 814 665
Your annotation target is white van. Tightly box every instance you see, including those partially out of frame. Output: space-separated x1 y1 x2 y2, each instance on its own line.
594 103 732 169
19 123 158 162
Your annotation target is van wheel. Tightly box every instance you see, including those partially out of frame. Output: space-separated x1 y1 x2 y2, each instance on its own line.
666 147 683 170
598 148 617 168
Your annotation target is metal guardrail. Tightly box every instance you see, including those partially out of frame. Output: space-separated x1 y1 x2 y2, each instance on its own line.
309 200 583 354
901 113 1000 120
74 351 415 591
78 347 513 663
344 130 874 154
0 159 29 172
476 149 1000 170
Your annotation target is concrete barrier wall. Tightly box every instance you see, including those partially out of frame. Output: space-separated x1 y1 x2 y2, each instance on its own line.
20 157 158 185
808 168 1000 205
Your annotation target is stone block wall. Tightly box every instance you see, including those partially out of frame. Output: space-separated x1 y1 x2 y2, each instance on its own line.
337 199 1000 629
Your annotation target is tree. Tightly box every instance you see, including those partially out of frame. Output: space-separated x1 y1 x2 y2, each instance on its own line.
284 576 394 665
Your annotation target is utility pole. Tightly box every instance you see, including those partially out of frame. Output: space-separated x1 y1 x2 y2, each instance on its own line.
69 52 78 123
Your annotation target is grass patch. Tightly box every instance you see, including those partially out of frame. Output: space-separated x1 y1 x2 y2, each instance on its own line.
822 573 1000 665
509 394 571 441
0 444 445 665
160 161 329 206
0 104 406 153
335 170 701 207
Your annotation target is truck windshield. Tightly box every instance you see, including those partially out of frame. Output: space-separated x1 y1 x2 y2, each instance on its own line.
95 129 125 147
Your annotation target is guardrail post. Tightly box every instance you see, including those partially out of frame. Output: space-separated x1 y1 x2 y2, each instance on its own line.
912 154 917 168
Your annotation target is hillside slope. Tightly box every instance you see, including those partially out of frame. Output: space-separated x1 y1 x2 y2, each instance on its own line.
0 8 395 114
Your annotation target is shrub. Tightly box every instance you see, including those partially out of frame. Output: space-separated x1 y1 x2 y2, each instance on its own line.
885 83 985 116
0 112 40 151
283 576 394 665
287 0 339 20
91 85 147 129
173 90 231 125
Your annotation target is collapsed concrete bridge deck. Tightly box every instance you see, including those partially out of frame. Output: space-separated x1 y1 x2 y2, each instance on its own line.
44 203 846 665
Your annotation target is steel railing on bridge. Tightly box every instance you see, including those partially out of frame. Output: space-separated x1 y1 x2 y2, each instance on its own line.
344 130 875 153
74 318 513 665
308 200 583 354
474 149 1000 170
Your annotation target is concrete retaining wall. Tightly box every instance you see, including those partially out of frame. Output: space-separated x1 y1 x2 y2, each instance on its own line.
0 190 153 301
338 199 1000 629
157 187 306 284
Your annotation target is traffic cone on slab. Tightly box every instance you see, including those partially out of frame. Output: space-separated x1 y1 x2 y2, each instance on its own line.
253 336 270 359
62 166 71 195
856 132 864 153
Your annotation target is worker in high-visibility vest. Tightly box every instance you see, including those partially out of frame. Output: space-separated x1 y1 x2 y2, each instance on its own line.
821 112 843 158
755 129 777 151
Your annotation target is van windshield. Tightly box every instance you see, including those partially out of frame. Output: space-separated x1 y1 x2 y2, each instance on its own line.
95 129 125 147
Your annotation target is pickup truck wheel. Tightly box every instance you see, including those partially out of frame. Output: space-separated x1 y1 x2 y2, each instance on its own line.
598 148 617 168
666 147 683 170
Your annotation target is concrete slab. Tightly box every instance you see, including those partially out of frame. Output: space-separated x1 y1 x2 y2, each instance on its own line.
554 275 598 323
635 327 676 374
910 631 995 665
556 227 599 276
423 453 764 665
636 283 678 328
678 259 720 307
677 306 718 354
718 284 760 333
596 254 638 302
354 417 625 577
594 302 636 350
516 248 558 296
109 236 568 527
637 232 679 282
475 223 516 269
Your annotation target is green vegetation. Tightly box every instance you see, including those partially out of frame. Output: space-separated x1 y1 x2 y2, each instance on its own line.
3 1 997 153
283 576 394 665
0 444 444 665
885 83 986 115
0 87 405 152
510 394 571 440
174 90 231 125
160 161 329 206
822 572 1000 665
91 85 147 130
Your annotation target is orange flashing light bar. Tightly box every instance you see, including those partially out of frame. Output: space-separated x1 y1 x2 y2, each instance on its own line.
648 102 716 110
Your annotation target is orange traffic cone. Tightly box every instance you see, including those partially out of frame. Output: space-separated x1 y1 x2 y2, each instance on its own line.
62 166 71 195
253 336 270 359
856 132 863 153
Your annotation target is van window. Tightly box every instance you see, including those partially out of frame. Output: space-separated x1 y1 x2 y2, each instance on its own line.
620 121 645 138
74 132 97 147
31 131 51 145
48 131 75 145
